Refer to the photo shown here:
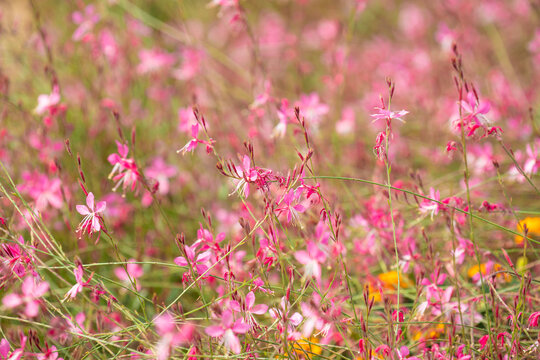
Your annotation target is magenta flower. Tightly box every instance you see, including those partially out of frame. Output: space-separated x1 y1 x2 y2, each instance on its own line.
64 264 93 300
459 92 491 125
174 243 212 275
528 311 540 328
276 188 307 224
36 345 64 360
0 334 26 360
205 310 249 354
107 142 142 193
76 192 106 239
0 236 33 278
373 131 387 161
2 277 49 318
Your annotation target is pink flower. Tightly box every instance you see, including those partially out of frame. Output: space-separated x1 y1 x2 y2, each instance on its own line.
230 155 271 198
373 131 387 161
0 334 26 360
269 297 303 340
459 92 491 125
273 99 292 138
479 334 489 350
18 172 63 212
205 310 249 354
154 312 194 360
276 188 308 224
230 291 268 325
72 5 100 41
296 92 329 128
177 107 198 134
145 157 178 196
34 86 60 115
173 48 204 81
528 311 540 328
99 30 119 65
177 124 215 155
294 241 326 282
36 345 64 360
114 259 144 290
64 264 93 300
0 339 9 360
2 277 48 318
174 243 212 275
418 187 441 219
0 236 34 279
76 192 106 239
250 80 272 110
136 48 175 75
107 142 141 193
371 107 409 123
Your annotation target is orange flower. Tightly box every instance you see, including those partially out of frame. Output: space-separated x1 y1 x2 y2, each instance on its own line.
515 217 540 244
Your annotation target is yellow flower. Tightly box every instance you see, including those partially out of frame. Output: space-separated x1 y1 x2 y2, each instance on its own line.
292 337 322 359
412 323 445 342
467 263 510 282
377 271 412 289
515 217 540 244
467 263 487 278
366 271 412 303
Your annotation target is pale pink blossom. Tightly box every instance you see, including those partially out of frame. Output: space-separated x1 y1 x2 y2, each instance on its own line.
72 5 100 41
205 310 249 354
418 188 441 219
230 291 268 326
296 92 329 128
145 157 178 195
136 48 175 75
294 241 326 282
2 277 48 318
177 124 215 155
64 264 93 300
371 107 409 123
153 312 194 360
269 297 303 340
114 259 144 290
34 86 60 115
